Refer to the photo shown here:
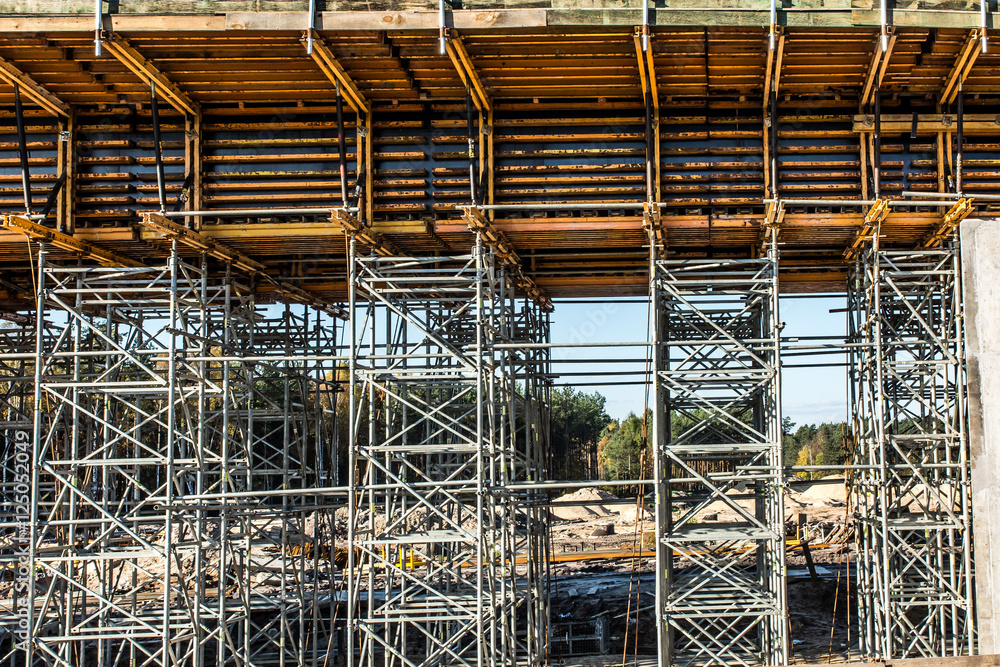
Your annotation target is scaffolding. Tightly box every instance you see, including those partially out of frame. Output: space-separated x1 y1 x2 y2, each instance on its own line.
849 236 976 660
0 314 40 665
346 234 549 667
24 243 342 666
652 241 787 666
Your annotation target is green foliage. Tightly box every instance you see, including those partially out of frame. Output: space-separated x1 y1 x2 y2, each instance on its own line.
549 387 611 479
783 420 847 479
596 410 651 481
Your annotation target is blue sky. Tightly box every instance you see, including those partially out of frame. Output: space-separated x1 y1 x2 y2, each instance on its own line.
548 295 848 428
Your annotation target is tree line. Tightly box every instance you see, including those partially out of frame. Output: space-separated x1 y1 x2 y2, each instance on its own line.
549 386 847 481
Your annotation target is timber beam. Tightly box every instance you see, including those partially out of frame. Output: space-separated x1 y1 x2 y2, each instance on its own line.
921 198 974 248
445 31 490 113
305 30 369 115
2 214 145 268
0 57 70 118
763 27 784 199
940 29 982 106
853 114 1000 135
461 205 552 311
333 208 399 256
859 27 896 110
634 27 660 202
102 33 200 116
0 9 999 33
844 198 889 261
141 212 348 319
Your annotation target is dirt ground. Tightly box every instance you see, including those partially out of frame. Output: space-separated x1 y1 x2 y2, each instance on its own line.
547 478 858 663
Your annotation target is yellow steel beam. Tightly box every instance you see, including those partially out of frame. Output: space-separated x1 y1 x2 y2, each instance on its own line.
3 214 145 268
763 28 781 104
763 29 784 198
772 30 786 98
460 205 552 311
0 57 70 118
643 203 665 256
445 32 490 113
921 198 973 248
844 198 889 261
759 199 785 250
634 29 649 102
332 208 398 257
142 212 265 273
103 33 199 117
305 30 369 115
142 212 348 319
644 33 659 113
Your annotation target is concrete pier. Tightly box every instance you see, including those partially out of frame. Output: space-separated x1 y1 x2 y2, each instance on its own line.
961 219 1000 654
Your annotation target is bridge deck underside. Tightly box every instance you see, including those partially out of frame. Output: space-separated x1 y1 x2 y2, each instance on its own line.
0 16 997 304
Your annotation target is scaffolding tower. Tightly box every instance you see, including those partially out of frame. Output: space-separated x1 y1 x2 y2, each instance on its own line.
346 234 548 667
24 244 342 666
652 242 787 666
850 237 976 660
0 314 42 665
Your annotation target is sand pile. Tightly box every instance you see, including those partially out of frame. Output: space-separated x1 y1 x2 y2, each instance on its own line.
614 504 653 525
795 476 848 506
549 487 619 521
898 482 960 512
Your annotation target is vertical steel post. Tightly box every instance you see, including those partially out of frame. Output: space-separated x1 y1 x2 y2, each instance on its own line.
151 83 167 212
14 84 31 215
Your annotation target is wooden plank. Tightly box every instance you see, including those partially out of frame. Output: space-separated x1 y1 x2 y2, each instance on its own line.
0 7 993 31
797 656 1000 667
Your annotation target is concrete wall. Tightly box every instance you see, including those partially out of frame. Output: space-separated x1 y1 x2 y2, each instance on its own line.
961 219 1000 654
